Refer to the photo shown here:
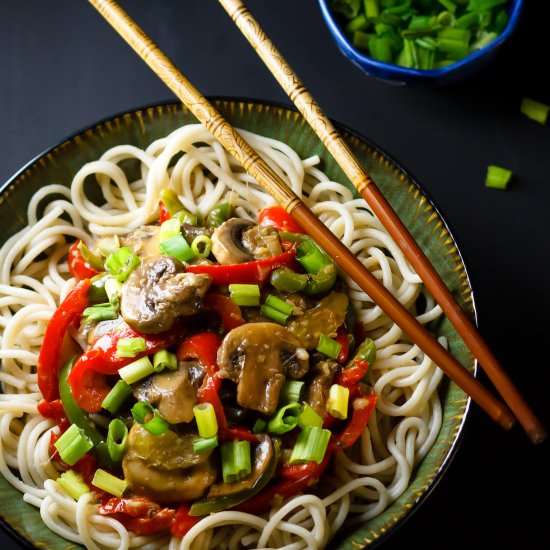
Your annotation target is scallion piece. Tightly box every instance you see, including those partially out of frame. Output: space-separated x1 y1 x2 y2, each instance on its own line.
260 304 290 325
485 165 512 190
57 470 90 500
54 424 94 466
229 283 261 306
106 418 128 463
153 349 177 372
91 468 128 498
101 380 132 414
352 30 371 50
252 417 267 434
88 275 109 304
520 97 549 125
191 235 212 258
82 302 118 323
116 337 146 358
468 0 507 11
220 440 252 484
96 235 120 257
105 247 140 282
280 380 305 404
289 426 331 465
131 401 169 435
104 277 122 306
327 384 350 420
267 402 301 435
160 188 185 215
192 435 219 453
438 0 456 12
364 0 379 18
159 235 195 262
193 402 218 438
159 218 182 242
298 402 323 429
317 334 342 360
345 14 369 34
264 294 293 316
119 356 154 384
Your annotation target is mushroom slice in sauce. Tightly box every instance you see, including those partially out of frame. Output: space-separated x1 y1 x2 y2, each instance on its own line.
217 322 309 415
123 425 216 503
120 256 211 334
210 218 282 265
306 358 339 417
133 361 204 424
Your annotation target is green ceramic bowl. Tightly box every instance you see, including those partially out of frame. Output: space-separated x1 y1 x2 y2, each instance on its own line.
0 99 475 549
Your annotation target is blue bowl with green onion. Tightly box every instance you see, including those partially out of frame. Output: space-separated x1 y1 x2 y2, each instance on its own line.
318 0 523 86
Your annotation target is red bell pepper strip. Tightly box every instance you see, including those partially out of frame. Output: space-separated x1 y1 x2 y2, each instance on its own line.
331 395 377 450
335 330 350 364
335 358 369 390
177 332 257 443
99 497 176 536
37 398 70 431
37 279 91 402
171 504 200 537
203 293 245 332
68 241 100 280
258 205 306 234
158 200 170 224
186 250 296 286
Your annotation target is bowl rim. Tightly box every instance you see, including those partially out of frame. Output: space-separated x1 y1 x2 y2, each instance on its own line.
317 0 523 79
0 97 475 549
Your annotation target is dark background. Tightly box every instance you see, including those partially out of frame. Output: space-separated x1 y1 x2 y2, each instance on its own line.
0 1 548 548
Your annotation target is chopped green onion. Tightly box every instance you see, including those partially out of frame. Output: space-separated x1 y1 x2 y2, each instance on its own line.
317 334 342 360
106 418 128 463
159 218 182 242
96 235 120 257
78 241 104 270
153 349 177 372
105 277 122 306
331 0 361 18
289 426 331 465
438 0 456 12
468 0 506 11
267 402 301 435
252 418 267 434
296 240 331 274
101 380 133 414
131 401 169 435
54 424 94 466
229 283 261 306
437 10 455 26
280 380 305 404
206 203 234 228
220 440 252 483
57 470 90 500
160 188 185 215
191 235 212 258
364 0 379 18
119 356 154 384
260 304 290 325
298 402 323 429
493 9 508 33
82 302 118 323
88 275 109 304
352 30 371 50
116 337 146 358
193 402 218 438
455 11 479 29
327 384 350 420
345 14 369 34
193 435 219 453
368 35 393 62
485 165 512 190
264 295 293 316
520 97 549 125
470 30 497 51
159 235 195 262
105 247 140 282
91 468 128 498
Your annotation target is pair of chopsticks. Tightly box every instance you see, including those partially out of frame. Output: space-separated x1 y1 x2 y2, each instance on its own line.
88 0 545 443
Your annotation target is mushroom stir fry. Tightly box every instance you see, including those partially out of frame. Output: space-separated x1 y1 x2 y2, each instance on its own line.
37 196 377 538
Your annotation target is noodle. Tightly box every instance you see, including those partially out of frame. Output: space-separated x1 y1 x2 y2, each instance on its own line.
0 124 443 549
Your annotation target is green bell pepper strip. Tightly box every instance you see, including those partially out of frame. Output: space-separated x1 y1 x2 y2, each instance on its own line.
58 358 118 470
270 263 336 295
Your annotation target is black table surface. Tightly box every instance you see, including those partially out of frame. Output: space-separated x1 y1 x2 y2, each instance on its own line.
0 1 548 549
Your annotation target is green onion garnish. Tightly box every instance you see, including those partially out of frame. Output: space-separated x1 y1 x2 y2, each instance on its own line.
91 468 128 498
105 247 140 282
280 380 305 404
118 356 154 384
160 188 185 216
193 402 218 438
105 277 122 306
327 384 350 420
191 235 212 258
96 235 120 257
229 283 261 307
101 380 132 414
106 418 128 463
260 304 290 325
192 435 218 453
131 401 169 435
116 337 146 358
57 470 90 500
485 165 512 190
152 349 177 372
289 426 331 465
520 97 549 125
159 218 182 242
220 440 252 484
54 424 93 466
264 295 293 315
88 275 109 304
438 0 456 12
364 0 379 18
82 302 118 323
159 235 195 262
252 417 267 434
267 402 301 435
298 402 323 429
317 334 342 360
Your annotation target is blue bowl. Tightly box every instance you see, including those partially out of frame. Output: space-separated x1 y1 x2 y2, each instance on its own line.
318 0 523 86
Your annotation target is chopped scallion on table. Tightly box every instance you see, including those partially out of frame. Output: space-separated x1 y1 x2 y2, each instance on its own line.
520 97 549 125
485 165 512 190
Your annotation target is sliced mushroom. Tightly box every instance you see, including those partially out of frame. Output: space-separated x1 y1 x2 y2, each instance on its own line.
133 361 204 424
120 225 161 259
217 322 309 415
210 218 282 265
122 424 216 503
121 256 211 334
306 358 339 417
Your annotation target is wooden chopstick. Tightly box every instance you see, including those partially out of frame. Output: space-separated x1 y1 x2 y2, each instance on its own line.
217 0 546 445
88 0 517 433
